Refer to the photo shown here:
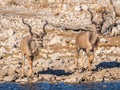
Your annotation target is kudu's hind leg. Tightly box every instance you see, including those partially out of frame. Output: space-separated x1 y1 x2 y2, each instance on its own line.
89 54 94 71
87 50 94 71
27 56 33 77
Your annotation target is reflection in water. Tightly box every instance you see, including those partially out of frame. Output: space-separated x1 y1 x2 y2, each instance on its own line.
0 81 120 90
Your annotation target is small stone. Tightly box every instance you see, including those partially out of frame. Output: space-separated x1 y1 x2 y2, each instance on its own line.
64 77 77 83
100 38 108 43
15 77 28 83
8 68 16 76
32 77 39 82
7 29 15 36
3 75 15 82
0 69 7 77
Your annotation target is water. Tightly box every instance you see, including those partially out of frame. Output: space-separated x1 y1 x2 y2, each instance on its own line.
0 81 120 90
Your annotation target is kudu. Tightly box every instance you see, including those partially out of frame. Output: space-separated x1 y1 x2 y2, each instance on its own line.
76 8 106 71
20 18 48 77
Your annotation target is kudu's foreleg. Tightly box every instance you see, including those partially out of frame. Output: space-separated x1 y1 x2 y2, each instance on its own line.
76 45 80 67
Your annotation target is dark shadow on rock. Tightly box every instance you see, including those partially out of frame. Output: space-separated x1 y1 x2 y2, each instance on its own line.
96 61 120 70
38 68 73 76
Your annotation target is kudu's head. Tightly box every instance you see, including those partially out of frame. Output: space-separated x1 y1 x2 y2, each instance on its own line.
34 20 48 48
22 18 48 48
88 8 107 33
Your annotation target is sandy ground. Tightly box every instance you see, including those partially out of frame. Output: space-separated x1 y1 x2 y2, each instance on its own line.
0 5 120 84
